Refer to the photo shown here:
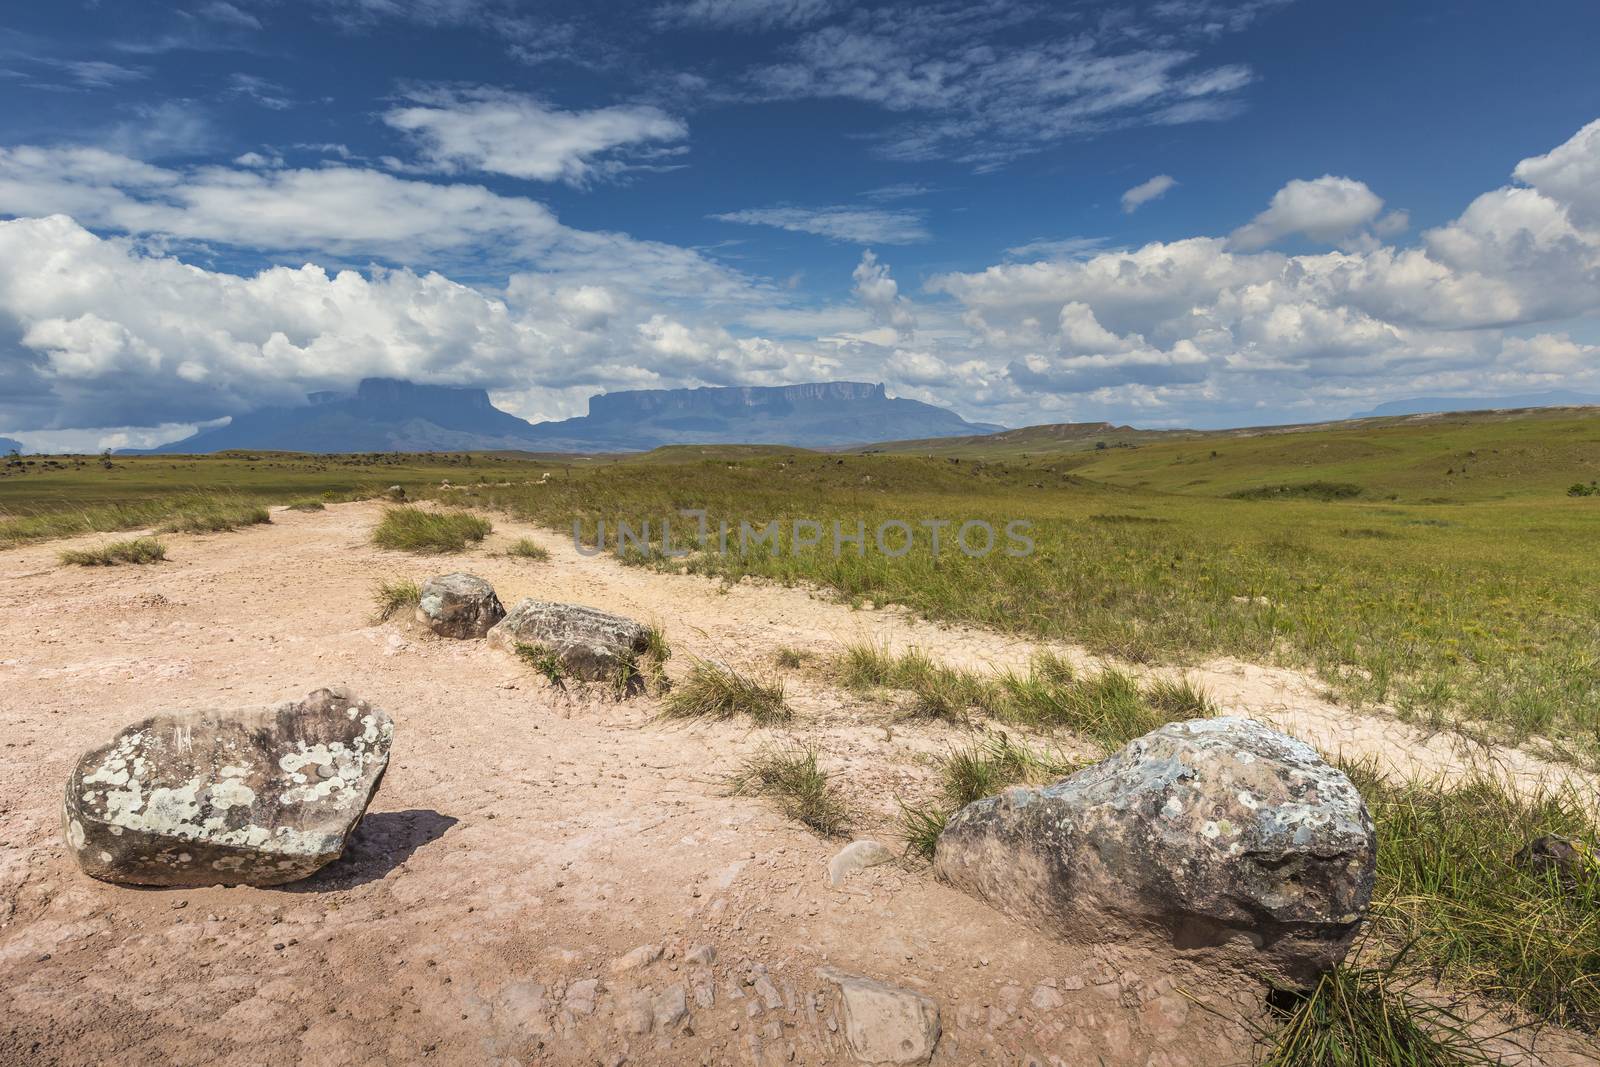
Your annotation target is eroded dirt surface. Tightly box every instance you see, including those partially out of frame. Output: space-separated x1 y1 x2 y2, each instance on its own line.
0 502 1590 1066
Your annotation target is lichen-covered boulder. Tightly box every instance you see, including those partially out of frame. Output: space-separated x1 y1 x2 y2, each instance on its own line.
416 572 504 638
63 688 393 887
933 717 1375 986
487 598 649 681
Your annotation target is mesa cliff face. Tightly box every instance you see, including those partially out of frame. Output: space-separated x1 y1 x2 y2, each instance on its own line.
144 380 1002 454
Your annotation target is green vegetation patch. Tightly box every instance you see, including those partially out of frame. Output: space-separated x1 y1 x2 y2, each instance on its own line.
59 537 167 566
662 659 791 724
371 578 421 622
156 500 272 533
372 506 491 553
504 536 550 561
1348 763 1600 1030
732 742 851 837
837 644 1213 747
899 733 1082 859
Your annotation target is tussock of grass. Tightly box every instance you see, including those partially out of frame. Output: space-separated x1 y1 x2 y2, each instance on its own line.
1143 676 1218 718
371 578 421 622
662 660 790 724
59 537 167 566
613 624 671 696
834 643 990 721
774 645 814 668
1347 762 1600 1030
1252 956 1496 1066
900 733 1081 859
839 644 1210 746
286 500 326 512
732 743 851 837
504 537 550 561
372 506 491 553
156 500 272 533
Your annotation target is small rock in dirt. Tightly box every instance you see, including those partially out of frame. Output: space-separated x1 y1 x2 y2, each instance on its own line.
611 944 663 973
827 840 895 888
1029 984 1064 1012
817 967 940 1065
685 944 717 966
64 687 393 887
654 984 689 1030
933 717 1375 987
487 599 650 682
415 573 505 639
753 973 784 1011
564 978 599 1015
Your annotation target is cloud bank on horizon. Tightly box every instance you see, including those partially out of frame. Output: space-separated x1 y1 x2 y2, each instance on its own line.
0 0 1598 449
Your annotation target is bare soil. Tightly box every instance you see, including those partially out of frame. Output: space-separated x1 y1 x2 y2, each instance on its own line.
0 502 1591 1065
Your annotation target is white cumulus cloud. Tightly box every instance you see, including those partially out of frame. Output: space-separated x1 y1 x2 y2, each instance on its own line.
1228 175 1387 250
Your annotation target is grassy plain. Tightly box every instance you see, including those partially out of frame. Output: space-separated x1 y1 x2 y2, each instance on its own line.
5 409 1599 755
449 410 1600 758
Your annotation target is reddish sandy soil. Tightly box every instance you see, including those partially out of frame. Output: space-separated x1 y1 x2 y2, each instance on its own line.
0 502 1592 1065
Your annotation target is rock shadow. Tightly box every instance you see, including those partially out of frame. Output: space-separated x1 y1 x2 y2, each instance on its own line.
288 808 458 891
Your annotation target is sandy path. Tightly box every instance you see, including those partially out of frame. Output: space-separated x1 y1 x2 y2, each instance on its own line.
0 502 1590 1066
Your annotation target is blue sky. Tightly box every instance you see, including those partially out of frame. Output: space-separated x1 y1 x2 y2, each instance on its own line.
1 0 1598 449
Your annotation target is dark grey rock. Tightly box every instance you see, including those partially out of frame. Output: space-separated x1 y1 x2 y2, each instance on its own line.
416 572 504 639
487 598 649 681
64 688 392 887
933 717 1375 986
1514 833 1597 891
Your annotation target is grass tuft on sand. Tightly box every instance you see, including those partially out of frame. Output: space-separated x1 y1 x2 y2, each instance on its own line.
899 733 1081 859
373 507 491 553
371 578 421 622
663 660 790 724
838 644 1212 747
59 537 167 566
504 537 550 561
732 742 851 837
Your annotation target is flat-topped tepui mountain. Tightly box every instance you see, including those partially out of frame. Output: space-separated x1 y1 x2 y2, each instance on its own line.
144 379 1003 454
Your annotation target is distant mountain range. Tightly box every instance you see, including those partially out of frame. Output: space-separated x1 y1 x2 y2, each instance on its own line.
142 379 1003 454
1352 391 1600 418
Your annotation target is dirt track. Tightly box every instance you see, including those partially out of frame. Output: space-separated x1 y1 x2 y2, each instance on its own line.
0 502 1591 1065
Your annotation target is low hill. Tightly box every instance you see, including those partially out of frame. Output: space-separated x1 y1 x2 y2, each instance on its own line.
866 406 1600 503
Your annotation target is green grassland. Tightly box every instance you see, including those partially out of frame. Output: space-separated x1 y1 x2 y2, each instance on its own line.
0 450 569 546
5 408 1599 756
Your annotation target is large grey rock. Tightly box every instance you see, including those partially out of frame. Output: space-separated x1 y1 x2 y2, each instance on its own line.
817 967 940 1064
933 717 1375 986
63 688 393 887
487 598 649 681
416 572 504 638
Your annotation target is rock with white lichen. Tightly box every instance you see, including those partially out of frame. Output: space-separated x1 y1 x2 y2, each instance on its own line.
63 687 393 887
486 598 650 681
415 572 504 638
932 716 1376 986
